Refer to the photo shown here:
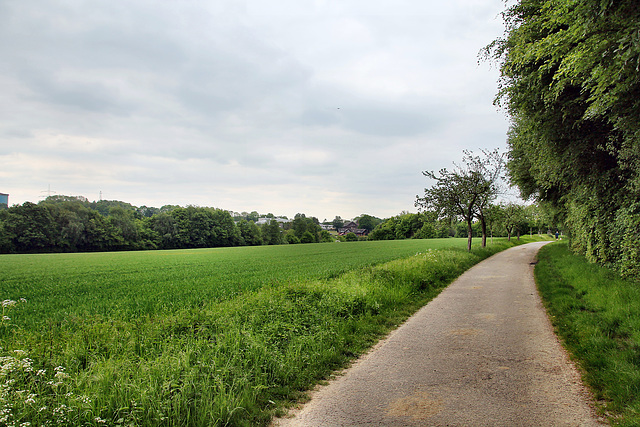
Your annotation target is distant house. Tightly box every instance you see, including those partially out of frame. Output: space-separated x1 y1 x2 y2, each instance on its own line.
255 217 291 227
338 221 369 237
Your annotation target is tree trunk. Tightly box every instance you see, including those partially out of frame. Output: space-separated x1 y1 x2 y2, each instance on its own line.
480 216 487 248
467 218 473 252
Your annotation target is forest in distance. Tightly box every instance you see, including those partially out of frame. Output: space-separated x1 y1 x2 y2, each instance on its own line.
0 194 557 254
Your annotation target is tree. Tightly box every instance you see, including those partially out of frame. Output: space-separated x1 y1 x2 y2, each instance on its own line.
486 0 640 275
150 212 179 249
344 232 358 242
368 218 398 241
501 203 525 241
238 219 262 246
1 202 59 252
262 220 283 245
319 230 334 243
332 216 344 231
461 149 505 247
356 214 380 232
292 213 321 243
416 166 490 252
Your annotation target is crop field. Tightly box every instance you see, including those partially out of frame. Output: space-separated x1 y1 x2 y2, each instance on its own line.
0 237 530 426
1 239 470 326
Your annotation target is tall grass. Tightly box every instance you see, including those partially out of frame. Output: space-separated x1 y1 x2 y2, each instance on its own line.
0 237 539 426
535 241 640 425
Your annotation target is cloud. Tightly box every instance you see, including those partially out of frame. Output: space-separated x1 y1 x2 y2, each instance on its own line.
0 0 510 220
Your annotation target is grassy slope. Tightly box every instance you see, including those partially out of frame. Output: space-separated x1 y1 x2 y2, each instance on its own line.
0 237 541 426
535 241 640 425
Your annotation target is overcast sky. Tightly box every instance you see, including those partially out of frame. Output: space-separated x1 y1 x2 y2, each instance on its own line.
0 0 509 221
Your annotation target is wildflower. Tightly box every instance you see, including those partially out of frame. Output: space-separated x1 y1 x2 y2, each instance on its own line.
2 300 16 308
54 371 69 380
2 316 9 321
95 417 107 424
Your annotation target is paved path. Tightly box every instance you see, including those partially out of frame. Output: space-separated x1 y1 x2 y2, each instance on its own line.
274 242 604 426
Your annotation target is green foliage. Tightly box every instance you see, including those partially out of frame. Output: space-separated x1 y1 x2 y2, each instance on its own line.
285 231 300 244
535 241 640 425
0 238 529 426
417 167 491 251
488 0 640 276
331 216 344 231
344 232 358 242
261 220 284 245
319 230 334 243
501 203 526 241
354 214 380 232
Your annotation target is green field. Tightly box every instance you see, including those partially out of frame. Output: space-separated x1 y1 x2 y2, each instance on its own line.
0 238 532 426
535 241 640 425
1 239 470 325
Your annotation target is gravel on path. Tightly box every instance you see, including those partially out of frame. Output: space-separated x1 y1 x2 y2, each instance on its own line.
273 241 605 426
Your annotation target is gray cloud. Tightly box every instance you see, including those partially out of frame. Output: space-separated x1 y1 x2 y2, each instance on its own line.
0 0 510 220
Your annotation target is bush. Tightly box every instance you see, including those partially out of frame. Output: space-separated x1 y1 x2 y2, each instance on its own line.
344 232 358 242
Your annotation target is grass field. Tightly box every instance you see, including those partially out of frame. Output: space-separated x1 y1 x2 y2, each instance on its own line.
535 241 640 426
1 237 535 426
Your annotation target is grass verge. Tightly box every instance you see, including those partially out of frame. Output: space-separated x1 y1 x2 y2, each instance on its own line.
535 241 640 426
1 237 542 426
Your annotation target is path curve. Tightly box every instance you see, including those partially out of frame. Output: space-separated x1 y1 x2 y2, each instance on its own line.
274 241 604 426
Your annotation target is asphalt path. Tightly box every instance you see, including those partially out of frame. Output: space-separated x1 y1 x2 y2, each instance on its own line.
273 241 604 426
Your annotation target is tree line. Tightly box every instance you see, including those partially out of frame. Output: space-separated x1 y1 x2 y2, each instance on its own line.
368 203 559 243
486 0 640 277
0 196 386 253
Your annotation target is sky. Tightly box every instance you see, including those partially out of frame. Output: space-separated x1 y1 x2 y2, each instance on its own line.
0 0 510 222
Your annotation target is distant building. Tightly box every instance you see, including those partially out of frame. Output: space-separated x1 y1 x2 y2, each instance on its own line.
338 221 369 237
0 193 7 209
255 217 291 227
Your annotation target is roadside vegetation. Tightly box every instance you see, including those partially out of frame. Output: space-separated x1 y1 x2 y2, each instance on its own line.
535 241 640 426
0 237 543 426
486 0 640 278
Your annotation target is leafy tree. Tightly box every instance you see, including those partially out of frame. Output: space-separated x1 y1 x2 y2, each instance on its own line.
150 212 179 249
356 214 380 232
332 216 344 231
501 203 525 241
262 220 284 245
1 202 59 252
416 167 490 251
108 206 141 249
487 0 640 275
319 230 334 243
367 219 398 241
285 231 300 244
461 149 505 247
292 213 320 243
344 232 358 242
300 231 316 244
238 220 263 246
